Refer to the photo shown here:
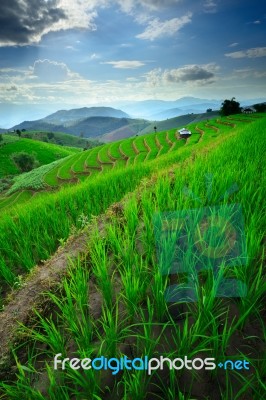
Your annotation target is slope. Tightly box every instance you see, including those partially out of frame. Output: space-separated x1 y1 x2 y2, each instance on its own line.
0 136 79 178
0 116 265 400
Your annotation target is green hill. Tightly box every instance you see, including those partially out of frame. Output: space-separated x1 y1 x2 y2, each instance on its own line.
5 130 101 149
0 113 263 207
0 135 80 178
139 111 220 135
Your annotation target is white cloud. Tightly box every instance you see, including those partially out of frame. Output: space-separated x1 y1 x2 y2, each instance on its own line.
136 13 192 40
116 0 181 13
225 47 266 58
145 63 219 86
203 0 217 14
229 42 239 48
253 20 261 24
90 53 100 60
31 59 79 82
103 60 145 69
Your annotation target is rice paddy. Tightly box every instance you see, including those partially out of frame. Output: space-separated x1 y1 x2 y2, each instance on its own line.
0 114 265 399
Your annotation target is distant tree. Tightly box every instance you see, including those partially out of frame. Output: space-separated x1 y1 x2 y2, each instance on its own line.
21 128 26 132
154 126 157 133
206 108 212 112
0 134 3 144
220 97 241 116
16 129 22 138
12 152 38 172
80 132 84 138
253 103 266 112
47 132 55 140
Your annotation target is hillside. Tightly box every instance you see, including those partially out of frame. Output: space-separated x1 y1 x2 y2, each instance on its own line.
11 130 102 149
13 116 151 139
0 135 79 178
0 113 265 399
0 113 263 206
41 106 129 125
139 111 220 135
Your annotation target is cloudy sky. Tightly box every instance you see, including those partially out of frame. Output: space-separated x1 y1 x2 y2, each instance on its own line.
0 0 265 125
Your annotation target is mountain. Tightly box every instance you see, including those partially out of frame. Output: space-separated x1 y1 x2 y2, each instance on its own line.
41 107 129 125
12 116 151 140
120 97 222 119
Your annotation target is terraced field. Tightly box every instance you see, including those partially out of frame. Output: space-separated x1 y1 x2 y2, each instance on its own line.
0 135 79 178
0 113 265 400
0 114 263 212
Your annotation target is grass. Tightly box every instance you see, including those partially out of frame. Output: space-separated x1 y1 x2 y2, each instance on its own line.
5 158 69 196
0 115 264 286
1 116 265 399
8 130 101 149
1 115 247 205
0 137 78 178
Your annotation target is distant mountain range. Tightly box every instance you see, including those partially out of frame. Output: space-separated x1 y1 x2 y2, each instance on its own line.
1 96 265 129
116 96 266 120
3 97 265 141
41 106 130 125
11 107 151 139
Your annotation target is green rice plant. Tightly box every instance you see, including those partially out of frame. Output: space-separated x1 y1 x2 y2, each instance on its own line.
186 133 201 146
63 365 102 399
120 138 136 158
96 302 129 358
57 155 77 180
123 194 139 236
108 140 123 159
0 354 47 400
0 190 33 210
133 136 147 153
89 235 114 308
118 369 148 400
156 131 172 155
98 144 114 164
0 258 16 285
120 256 150 320
18 309 66 356
71 151 89 173
48 258 92 350
85 146 102 168
114 158 127 168
134 151 147 164
7 158 68 194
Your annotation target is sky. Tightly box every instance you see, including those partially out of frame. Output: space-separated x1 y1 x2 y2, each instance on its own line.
0 0 265 126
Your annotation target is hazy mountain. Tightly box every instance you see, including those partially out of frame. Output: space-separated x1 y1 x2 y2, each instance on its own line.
41 107 129 125
12 116 150 139
120 97 222 119
0 105 129 129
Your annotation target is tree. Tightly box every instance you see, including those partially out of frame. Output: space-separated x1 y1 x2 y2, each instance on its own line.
253 103 266 113
154 126 157 133
220 97 241 116
12 152 38 172
16 129 21 138
206 108 212 112
47 132 55 140
0 134 3 144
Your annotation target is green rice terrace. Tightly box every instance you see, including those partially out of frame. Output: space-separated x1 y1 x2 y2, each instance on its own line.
0 135 80 178
0 113 265 399
0 114 263 210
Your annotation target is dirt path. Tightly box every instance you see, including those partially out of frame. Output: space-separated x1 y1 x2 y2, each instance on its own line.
0 230 90 375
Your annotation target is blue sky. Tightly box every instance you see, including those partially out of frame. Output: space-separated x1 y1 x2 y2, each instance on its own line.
0 0 265 125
